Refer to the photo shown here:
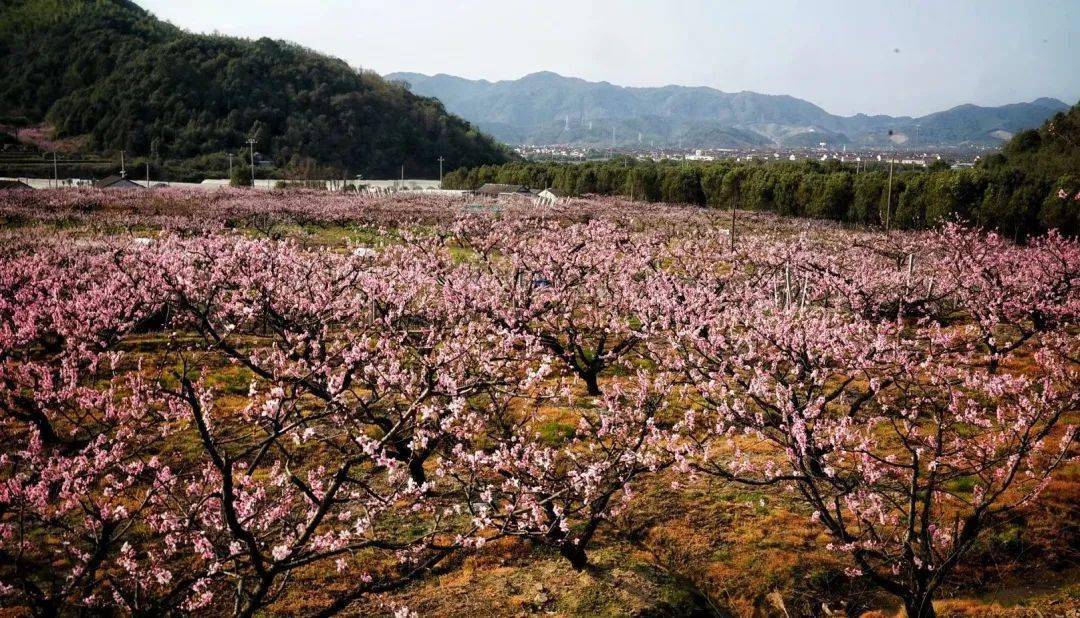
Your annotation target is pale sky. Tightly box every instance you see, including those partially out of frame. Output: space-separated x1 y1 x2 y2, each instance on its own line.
138 0 1079 118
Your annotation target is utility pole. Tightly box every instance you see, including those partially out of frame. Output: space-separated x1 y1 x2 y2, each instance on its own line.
246 138 257 187
120 150 126 178
437 156 444 186
400 164 404 188
730 191 737 252
52 152 58 188
884 130 895 233
885 155 894 233
145 162 150 188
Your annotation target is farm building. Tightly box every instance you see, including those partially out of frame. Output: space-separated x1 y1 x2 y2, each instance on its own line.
474 183 531 197
94 175 143 189
536 187 567 205
0 179 33 190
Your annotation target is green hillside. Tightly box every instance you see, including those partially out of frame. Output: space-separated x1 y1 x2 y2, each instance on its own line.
982 102 1080 234
989 103 1080 178
0 0 512 178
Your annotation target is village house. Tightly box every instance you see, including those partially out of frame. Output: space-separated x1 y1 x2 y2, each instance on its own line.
94 174 144 189
535 187 567 206
0 179 33 190
474 183 531 197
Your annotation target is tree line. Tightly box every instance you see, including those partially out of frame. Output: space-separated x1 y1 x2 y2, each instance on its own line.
444 103 1080 238
444 158 1078 237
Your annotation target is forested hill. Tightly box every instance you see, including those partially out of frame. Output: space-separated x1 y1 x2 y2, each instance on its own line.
0 0 512 177
988 102 1080 179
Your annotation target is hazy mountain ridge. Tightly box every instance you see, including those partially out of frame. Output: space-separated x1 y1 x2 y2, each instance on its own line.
386 71 1070 149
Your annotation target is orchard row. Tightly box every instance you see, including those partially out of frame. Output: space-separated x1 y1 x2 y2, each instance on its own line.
1 192 1077 616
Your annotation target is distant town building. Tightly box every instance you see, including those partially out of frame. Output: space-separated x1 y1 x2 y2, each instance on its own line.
94 175 143 189
684 149 715 161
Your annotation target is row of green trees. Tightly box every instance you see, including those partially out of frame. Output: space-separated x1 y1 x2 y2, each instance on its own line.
443 104 1080 237
445 159 1077 236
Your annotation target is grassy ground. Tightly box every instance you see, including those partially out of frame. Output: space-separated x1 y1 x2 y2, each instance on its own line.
322 459 1078 617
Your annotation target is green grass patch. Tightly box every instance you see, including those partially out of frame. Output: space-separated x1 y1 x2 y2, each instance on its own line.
536 420 577 446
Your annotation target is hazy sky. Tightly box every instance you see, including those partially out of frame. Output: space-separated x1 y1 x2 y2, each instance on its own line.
138 0 1079 117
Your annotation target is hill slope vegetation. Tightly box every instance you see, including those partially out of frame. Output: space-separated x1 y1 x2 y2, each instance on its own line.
0 0 512 177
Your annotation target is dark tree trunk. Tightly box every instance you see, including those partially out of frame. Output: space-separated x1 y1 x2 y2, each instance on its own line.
904 595 936 618
31 599 59 618
408 457 426 485
559 543 589 570
582 371 601 396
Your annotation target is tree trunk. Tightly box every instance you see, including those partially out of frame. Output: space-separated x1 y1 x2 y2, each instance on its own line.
559 543 589 570
32 599 60 618
582 371 601 396
408 457 427 485
904 595 936 618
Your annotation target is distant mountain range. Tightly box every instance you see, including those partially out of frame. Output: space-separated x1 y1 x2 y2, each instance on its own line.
385 71 1071 150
